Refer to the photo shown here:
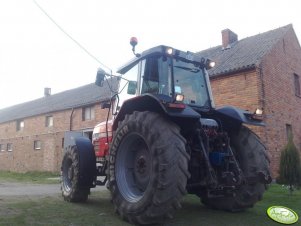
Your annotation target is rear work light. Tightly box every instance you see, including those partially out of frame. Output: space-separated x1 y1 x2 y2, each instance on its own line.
167 103 186 109
175 94 184 102
251 108 264 121
205 59 216 69
166 47 173 55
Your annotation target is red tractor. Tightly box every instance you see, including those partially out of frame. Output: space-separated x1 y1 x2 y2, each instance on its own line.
61 39 271 225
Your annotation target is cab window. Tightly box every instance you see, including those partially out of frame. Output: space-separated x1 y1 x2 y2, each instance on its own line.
141 56 170 96
118 63 139 109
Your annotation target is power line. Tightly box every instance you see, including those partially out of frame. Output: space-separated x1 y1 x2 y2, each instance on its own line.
33 0 111 72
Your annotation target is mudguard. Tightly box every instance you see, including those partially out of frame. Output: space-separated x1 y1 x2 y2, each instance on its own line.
113 94 200 130
215 106 265 126
75 137 97 188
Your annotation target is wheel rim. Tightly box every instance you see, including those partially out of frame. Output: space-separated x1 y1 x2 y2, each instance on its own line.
62 158 73 192
116 132 151 203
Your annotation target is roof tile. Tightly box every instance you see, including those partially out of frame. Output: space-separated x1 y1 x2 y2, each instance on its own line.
197 24 292 77
0 78 118 124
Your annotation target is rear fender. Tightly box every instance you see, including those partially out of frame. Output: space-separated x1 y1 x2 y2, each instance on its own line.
213 106 264 131
113 94 200 130
75 137 97 188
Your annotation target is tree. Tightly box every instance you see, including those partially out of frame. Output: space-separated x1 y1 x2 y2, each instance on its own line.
277 135 301 195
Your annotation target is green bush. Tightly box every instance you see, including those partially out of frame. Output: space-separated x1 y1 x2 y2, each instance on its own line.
276 135 301 194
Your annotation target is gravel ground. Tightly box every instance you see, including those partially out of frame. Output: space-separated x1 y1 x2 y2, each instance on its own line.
0 181 108 219
0 181 107 197
0 182 61 196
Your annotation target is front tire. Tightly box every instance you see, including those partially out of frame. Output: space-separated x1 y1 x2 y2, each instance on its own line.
109 111 190 225
201 126 271 211
61 145 90 202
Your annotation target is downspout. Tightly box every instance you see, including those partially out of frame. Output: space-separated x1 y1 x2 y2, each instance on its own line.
69 108 74 131
258 62 266 108
257 63 268 145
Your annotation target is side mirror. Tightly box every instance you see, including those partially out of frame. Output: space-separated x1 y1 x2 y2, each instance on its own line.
127 81 137 95
95 68 106 87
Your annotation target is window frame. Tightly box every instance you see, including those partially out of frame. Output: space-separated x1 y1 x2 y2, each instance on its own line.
34 140 42 150
294 73 301 97
45 115 53 127
286 124 293 141
0 144 5 152
82 106 95 121
7 143 13 152
16 119 25 131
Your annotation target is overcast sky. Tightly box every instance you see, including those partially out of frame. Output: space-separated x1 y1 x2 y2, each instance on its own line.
0 0 300 109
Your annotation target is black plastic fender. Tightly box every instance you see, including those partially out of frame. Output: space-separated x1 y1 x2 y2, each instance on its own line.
113 94 200 130
214 106 264 129
75 137 97 188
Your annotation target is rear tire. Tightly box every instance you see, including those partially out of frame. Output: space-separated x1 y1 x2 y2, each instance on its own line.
201 126 270 211
61 145 90 202
108 111 190 225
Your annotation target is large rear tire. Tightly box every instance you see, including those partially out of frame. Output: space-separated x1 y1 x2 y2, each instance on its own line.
201 126 270 211
108 111 190 225
61 145 90 202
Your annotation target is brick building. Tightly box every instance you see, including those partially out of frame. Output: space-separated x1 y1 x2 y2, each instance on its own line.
0 82 115 172
1 25 300 177
199 24 301 177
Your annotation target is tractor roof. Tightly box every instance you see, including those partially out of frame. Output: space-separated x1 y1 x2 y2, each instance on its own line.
117 45 210 74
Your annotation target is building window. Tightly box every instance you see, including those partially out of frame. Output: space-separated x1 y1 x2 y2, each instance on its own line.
294 73 300 96
34 140 41 150
7 143 13 152
286 124 293 140
16 120 24 131
45 115 53 127
0 144 5 152
82 106 95 121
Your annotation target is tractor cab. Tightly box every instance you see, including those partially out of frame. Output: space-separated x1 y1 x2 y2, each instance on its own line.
96 42 216 120
116 45 215 111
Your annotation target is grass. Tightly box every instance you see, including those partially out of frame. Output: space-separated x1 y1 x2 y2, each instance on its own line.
170 184 301 226
0 171 60 184
0 184 300 226
0 191 128 226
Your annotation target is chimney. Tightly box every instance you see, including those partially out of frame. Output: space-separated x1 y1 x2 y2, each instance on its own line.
44 87 51 97
222 29 238 49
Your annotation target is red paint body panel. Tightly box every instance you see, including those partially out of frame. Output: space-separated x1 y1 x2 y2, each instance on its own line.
92 120 113 157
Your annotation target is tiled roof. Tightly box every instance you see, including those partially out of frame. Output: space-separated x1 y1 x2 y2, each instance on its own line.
0 78 118 124
197 24 292 77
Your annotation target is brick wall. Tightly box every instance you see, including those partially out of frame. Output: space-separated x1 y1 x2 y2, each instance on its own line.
211 71 260 110
0 103 109 172
260 28 301 177
210 70 265 138
210 29 301 177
